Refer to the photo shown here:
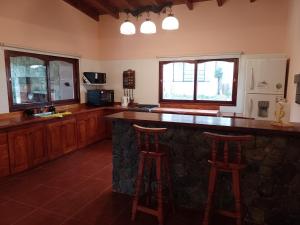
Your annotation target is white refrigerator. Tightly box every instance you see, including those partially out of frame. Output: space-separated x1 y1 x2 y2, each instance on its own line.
244 57 288 121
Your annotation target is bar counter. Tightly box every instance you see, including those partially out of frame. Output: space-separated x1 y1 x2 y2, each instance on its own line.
108 111 300 225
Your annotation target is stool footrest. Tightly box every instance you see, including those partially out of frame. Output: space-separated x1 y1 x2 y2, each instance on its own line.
217 210 239 218
137 205 158 217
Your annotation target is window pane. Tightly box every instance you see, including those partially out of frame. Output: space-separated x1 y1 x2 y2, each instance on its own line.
163 62 195 100
49 61 75 101
10 56 48 105
197 61 234 101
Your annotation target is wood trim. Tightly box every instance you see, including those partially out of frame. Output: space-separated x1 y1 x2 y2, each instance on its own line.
186 0 194 10
216 0 225 7
159 58 239 107
4 50 80 112
284 59 290 99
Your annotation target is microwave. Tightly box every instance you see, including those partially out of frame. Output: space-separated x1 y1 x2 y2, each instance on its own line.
87 90 114 106
83 72 106 84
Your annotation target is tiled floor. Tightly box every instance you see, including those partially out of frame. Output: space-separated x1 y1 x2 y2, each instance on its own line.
0 140 210 225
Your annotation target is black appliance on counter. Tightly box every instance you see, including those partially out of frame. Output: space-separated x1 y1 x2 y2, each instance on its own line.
83 72 106 84
87 90 114 106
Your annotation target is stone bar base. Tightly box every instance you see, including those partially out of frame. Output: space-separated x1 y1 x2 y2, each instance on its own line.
112 120 300 225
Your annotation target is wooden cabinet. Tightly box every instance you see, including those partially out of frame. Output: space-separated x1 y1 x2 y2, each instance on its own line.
29 125 48 166
1 107 115 177
8 124 47 174
47 117 77 160
97 110 106 140
0 133 10 177
61 118 77 154
77 111 100 148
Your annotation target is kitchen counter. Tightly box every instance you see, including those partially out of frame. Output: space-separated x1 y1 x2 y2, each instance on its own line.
109 111 300 225
0 104 125 130
107 111 300 136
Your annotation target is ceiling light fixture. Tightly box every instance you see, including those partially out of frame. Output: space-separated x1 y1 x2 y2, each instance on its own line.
140 12 156 34
162 8 179 30
120 14 136 35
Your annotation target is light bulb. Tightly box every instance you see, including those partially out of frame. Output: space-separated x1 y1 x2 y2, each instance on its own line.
140 19 156 34
162 14 179 30
120 20 136 35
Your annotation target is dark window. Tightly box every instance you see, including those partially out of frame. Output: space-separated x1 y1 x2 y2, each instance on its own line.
5 50 80 111
159 58 239 106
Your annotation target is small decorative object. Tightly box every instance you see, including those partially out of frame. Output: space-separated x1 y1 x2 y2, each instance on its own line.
123 69 135 106
271 99 293 127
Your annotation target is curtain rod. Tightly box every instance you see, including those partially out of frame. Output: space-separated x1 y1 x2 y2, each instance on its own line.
156 52 243 59
0 42 81 59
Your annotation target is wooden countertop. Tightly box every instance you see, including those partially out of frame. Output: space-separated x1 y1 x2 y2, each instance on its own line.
151 107 219 116
107 111 300 136
0 105 125 130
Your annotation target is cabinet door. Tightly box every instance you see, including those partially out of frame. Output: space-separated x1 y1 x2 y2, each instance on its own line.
97 110 106 140
8 128 30 174
87 113 98 144
77 118 88 149
0 133 10 177
47 121 64 160
61 118 77 153
28 125 48 166
246 58 287 94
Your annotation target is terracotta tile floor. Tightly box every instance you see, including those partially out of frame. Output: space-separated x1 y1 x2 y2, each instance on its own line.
0 140 225 225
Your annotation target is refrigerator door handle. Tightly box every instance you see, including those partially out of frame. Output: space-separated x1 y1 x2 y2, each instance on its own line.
249 98 253 117
250 67 255 90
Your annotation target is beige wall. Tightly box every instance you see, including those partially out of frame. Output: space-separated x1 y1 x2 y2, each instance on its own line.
0 0 100 59
286 0 300 122
98 0 288 60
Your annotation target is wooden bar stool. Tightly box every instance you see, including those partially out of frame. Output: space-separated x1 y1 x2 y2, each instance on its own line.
202 132 254 225
131 124 174 225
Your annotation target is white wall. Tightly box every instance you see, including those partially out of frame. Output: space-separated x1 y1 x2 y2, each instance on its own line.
0 49 9 113
100 59 159 105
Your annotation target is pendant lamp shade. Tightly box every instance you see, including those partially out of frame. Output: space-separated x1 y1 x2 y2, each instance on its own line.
120 20 136 35
140 19 156 34
162 14 179 30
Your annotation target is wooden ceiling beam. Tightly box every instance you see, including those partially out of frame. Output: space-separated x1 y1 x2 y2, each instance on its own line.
124 0 140 9
85 0 119 19
186 0 193 10
216 0 225 7
63 0 99 21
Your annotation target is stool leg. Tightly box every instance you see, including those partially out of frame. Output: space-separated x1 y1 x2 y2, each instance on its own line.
164 156 175 213
131 154 145 221
156 157 164 225
202 167 217 225
146 158 153 206
232 170 242 225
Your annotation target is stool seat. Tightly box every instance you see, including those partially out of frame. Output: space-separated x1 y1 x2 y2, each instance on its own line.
131 124 174 225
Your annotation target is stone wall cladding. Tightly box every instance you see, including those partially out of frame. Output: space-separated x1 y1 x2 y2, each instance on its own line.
112 120 300 225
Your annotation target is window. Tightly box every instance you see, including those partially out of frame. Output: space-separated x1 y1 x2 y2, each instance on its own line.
159 58 239 106
5 50 79 111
